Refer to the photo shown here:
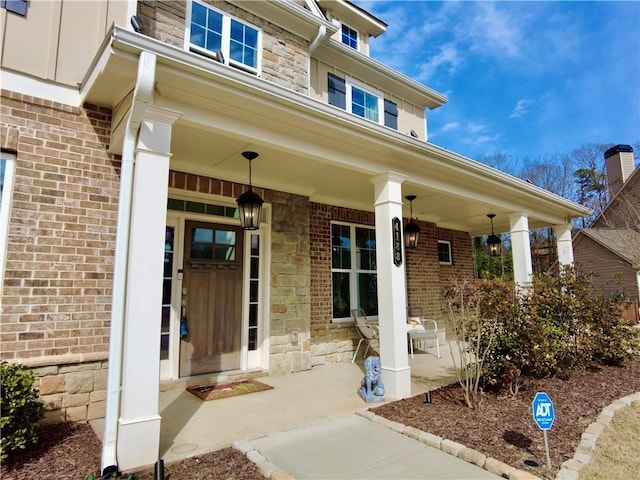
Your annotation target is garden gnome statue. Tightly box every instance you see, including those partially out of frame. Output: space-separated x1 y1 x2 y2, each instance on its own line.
358 356 385 402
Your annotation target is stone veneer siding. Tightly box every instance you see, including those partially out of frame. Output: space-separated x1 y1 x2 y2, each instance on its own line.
137 0 309 94
268 192 312 375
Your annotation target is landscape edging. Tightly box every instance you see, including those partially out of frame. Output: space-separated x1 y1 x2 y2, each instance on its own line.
555 391 640 480
232 392 640 480
356 410 542 480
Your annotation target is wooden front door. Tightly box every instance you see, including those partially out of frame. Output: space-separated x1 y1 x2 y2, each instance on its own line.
180 221 243 377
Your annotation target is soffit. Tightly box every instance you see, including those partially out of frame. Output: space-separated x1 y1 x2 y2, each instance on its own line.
81 28 590 237
233 0 338 41
316 0 387 37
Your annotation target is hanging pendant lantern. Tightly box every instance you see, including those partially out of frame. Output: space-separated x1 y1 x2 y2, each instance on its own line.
404 195 420 249
236 151 264 230
486 214 502 257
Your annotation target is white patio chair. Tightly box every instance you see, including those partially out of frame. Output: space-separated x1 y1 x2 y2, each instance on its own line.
407 307 441 359
351 308 379 363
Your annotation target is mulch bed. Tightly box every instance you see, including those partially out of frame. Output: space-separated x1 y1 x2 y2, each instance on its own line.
187 379 273 401
2 357 639 480
373 356 640 479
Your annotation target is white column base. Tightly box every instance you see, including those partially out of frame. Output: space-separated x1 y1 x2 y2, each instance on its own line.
381 365 412 400
117 415 162 472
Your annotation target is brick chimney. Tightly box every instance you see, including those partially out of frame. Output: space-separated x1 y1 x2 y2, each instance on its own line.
604 144 634 196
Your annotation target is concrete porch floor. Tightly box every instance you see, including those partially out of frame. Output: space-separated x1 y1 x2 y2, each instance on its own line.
91 342 460 467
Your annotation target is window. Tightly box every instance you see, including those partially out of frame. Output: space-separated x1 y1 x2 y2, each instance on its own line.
1 1 27 16
438 240 452 265
160 227 175 361
332 223 378 321
187 1 260 74
351 85 378 122
341 25 358 49
0 153 16 293
186 221 241 264
247 234 261 351
328 73 397 129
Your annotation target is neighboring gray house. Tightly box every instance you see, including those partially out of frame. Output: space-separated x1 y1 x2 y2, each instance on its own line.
574 145 640 321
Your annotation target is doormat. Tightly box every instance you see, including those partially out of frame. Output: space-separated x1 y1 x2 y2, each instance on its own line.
187 380 273 401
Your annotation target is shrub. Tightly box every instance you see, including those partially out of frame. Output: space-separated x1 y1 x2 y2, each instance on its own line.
1 362 46 462
475 268 640 393
444 276 500 408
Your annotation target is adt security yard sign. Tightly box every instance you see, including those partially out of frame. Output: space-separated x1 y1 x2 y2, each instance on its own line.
532 392 555 430
532 392 555 470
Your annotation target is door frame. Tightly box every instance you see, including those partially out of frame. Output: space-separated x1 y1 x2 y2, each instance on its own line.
161 194 270 380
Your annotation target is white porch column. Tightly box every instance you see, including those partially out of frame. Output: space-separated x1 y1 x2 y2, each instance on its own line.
508 212 533 293
370 172 411 400
554 223 574 270
117 106 181 471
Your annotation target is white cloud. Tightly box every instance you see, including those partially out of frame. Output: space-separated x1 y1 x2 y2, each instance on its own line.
417 42 462 81
442 122 460 133
509 99 533 119
466 3 524 57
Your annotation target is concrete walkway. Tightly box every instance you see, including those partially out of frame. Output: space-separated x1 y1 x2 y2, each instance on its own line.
92 343 507 478
249 413 499 479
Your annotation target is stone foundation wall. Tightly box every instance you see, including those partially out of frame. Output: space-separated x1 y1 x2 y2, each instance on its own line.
17 354 109 424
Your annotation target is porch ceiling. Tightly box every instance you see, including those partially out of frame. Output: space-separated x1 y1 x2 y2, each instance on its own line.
82 28 591 237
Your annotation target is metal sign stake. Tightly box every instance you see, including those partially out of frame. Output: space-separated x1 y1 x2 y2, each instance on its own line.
532 391 555 471
543 430 551 470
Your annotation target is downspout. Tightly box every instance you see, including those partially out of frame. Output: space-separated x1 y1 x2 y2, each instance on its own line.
307 24 327 93
101 50 156 477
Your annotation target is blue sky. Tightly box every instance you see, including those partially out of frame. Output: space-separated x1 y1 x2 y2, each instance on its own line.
355 1 640 162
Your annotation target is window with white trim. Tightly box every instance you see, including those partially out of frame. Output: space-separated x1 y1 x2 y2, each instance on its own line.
331 222 378 321
438 240 452 265
328 73 397 129
0 153 16 292
187 1 261 74
341 24 358 49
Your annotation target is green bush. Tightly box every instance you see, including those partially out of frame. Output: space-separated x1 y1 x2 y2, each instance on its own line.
1 362 46 462
476 268 640 393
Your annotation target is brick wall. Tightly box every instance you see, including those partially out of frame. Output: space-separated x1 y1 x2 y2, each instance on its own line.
435 226 475 314
0 91 116 362
309 203 376 365
1 90 116 423
138 0 309 94
309 206 475 365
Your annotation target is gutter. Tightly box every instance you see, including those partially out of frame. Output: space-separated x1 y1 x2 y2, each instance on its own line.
307 24 327 92
101 50 156 477
100 28 588 220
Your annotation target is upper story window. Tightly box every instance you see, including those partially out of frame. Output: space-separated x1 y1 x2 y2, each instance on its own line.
341 25 358 49
328 73 398 129
187 1 261 75
1 1 27 16
351 85 378 122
